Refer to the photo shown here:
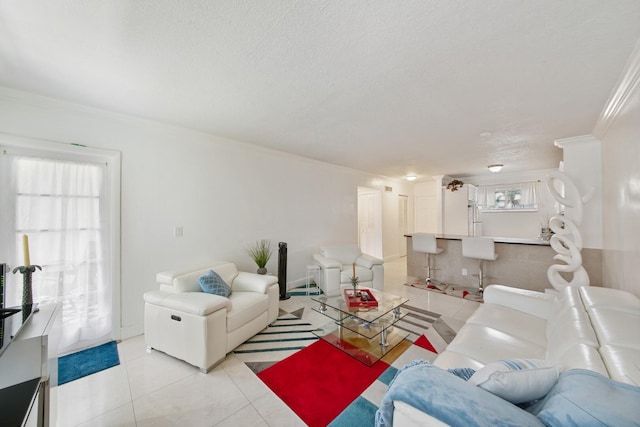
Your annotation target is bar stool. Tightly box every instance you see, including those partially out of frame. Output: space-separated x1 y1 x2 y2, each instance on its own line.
462 237 498 294
305 264 321 295
412 233 444 285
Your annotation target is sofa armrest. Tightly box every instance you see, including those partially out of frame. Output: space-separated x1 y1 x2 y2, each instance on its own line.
357 253 383 269
143 290 230 316
483 284 555 319
313 253 342 269
232 271 278 293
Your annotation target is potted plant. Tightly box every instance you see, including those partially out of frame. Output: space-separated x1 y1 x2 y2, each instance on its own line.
446 179 464 192
247 239 273 274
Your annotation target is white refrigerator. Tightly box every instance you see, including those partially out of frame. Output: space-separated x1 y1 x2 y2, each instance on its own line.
443 185 481 236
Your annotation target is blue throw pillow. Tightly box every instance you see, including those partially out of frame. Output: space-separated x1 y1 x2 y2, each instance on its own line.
199 270 232 297
448 367 476 381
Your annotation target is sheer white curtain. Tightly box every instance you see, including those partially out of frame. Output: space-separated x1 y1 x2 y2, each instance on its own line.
476 185 496 207
520 182 540 206
1 150 112 354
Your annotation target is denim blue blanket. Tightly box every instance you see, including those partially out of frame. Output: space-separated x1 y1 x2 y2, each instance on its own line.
375 360 543 427
526 369 640 426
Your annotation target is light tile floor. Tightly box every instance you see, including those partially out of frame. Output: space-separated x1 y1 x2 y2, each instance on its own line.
52 258 480 426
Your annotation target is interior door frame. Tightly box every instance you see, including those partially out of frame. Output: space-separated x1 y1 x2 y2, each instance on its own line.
357 186 383 259
0 133 122 343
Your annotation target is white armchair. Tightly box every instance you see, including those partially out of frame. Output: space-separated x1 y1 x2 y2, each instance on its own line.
313 244 384 295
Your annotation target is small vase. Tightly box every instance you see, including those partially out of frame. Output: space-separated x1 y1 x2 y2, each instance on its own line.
257 267 267 275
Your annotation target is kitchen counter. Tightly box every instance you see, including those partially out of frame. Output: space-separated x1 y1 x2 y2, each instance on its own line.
407 234 551 246
405 234 601 292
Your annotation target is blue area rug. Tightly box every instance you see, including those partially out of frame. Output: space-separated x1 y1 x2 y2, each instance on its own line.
329 366 399 426
58 341 120 385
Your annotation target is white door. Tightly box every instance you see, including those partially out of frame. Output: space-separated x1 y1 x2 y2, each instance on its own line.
398 195 408 257
0 139 120 355
357 188 382 259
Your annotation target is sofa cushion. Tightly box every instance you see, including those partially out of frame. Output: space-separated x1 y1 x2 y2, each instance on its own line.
545 308 599 354
579 286 640 314
446 324 546 365
588 308 640 350
466 304 547 347
433 349 486 371
340 265 373 283
227 292 269 333
320 244 361 264
599 345 640 385
199 270 232 297
526 369 640 426
545 343 609 376
469 359 561 404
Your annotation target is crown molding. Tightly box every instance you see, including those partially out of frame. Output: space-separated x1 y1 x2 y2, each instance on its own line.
593 40 640 139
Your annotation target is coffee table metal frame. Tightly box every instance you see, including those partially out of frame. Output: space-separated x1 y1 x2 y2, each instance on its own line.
311 288 409 366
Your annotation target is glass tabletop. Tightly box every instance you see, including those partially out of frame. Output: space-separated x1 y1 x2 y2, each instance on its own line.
311 287 408 324
310 287 410 365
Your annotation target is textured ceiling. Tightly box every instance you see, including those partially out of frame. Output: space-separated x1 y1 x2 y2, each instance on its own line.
1 1 639 180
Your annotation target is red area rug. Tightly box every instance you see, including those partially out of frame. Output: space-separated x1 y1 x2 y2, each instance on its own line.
414 334 438 353
257 339 390 427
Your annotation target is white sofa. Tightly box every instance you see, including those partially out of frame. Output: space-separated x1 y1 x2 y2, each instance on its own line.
390 284 640 426
313 244 384 295
143 261 279 372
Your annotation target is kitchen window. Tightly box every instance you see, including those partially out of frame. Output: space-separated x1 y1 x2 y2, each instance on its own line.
477 182 539 212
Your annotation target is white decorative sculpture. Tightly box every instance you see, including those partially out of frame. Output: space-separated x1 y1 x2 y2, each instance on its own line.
544 171 594 290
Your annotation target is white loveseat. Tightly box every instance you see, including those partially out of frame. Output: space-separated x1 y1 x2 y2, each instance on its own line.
313 244 384 295
390 284 640 426
143 261 279 372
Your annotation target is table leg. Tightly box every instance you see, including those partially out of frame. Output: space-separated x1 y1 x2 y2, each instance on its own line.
380 322 389 347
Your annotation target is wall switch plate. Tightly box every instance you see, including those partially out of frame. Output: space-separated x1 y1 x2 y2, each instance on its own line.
462 268 468 276
174 226 183 237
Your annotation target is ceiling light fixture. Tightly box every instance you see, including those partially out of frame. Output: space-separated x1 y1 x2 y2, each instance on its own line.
488 164 503 173
406 175 417 181
480 131 493 137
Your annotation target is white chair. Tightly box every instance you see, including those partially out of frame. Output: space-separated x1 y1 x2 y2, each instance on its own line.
462 237 498 294
313 244 384 296
412 234 444 285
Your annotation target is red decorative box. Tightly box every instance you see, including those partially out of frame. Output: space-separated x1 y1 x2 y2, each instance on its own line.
344 288 379 308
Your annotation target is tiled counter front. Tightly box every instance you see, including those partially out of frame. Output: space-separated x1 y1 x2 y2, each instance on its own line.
406 235 603 292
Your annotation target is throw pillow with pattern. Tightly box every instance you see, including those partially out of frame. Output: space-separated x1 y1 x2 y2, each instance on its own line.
199 270 232 297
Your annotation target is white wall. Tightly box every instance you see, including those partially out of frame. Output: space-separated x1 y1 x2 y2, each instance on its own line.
597 42 640 297
413 180 438 232
555 136 603 249
0 87 412 338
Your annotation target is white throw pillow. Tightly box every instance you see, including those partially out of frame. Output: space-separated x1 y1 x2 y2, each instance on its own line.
469 359 561 404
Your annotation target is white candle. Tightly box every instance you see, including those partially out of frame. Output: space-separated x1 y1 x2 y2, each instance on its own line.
23 234 30 266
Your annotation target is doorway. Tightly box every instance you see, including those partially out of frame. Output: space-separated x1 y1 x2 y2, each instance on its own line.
398 195 408 257
357 187 382 259
0 136 121 355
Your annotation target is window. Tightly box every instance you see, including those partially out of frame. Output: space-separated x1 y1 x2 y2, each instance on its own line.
477 182 539 212
1 136 121 354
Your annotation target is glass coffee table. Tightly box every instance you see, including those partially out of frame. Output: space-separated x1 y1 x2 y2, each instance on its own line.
311 288 409 366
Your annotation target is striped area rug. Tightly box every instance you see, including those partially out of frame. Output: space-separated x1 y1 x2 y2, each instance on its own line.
237 291 461 425
233 308 319 371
